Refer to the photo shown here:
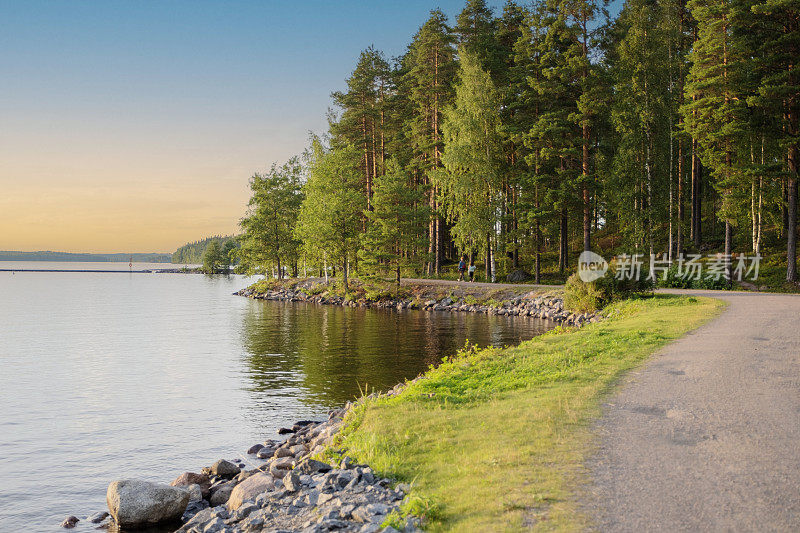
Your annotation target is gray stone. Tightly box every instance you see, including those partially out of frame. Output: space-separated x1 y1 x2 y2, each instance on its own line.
185 483 203 502
227 473 275 510
175 508 214 532
200 516 225 532
295 459 332 475
211 459 240 478
274 446 293 458
257 447 276 459
284 471 301 492
209 483 235 507
60 516 79 528
247 443 264 455
106 479 190 528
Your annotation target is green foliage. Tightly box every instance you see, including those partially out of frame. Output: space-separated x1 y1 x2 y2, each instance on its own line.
359 158 430 285
232 0 799 289
238 158 304 277
438 47 504 261
201 239 224 274
295 140 365 291
173 236 236 264
564 273 611 312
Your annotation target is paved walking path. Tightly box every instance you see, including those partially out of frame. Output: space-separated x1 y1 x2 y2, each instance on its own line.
584 290 800 531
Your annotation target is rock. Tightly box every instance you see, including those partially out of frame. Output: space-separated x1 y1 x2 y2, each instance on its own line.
185 483 203 502
257 447 276 459
277 427 295 434
210 459 240 478
86 511 108 523
274 447 293 458
181 499 208 522
227 473 275 510
247 443 264 454
284 471 301 492
235 470 255 483
170 471 209 487
60 516 79 528
175 508 213 533
295 459 332 475
209 482 235 506
106 479 189 528
289 444 307 455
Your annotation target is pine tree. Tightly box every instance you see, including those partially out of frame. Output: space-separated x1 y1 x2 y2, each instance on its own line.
331 47 393 211
683 0 753 280
610 0 671 253
524 3 582 274
749 0 800 281
454 0 503 76
438 47 505 281
405 10 457 275
359 159 429 287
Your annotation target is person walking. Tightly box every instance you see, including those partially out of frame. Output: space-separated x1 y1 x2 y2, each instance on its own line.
457 256 467 281
468 261 476 282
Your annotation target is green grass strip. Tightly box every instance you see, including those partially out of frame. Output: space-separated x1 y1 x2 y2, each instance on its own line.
329 295 725 532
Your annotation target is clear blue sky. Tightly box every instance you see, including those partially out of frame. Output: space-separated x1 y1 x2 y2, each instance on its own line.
0 0 619 253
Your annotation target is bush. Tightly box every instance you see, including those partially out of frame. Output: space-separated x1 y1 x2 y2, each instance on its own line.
564 274 612 313
565 270 654 313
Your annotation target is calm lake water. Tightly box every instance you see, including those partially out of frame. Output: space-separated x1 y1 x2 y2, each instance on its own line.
0 263 553 531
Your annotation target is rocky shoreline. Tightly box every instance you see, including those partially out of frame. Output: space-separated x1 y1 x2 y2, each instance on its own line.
64 388 420 533
64 281 601 532
236 283 601 328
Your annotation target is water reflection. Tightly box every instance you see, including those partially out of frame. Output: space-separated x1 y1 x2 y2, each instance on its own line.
240 300 555 411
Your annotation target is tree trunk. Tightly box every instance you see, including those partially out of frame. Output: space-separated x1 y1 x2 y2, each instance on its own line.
788 143 798 282
485 234 491 280
559 208 568 275
677 139 684 255
725 221 732 285
343 254 349 293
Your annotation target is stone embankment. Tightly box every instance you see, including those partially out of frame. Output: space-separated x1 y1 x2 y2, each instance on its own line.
236 285 600 328
66 392 420 533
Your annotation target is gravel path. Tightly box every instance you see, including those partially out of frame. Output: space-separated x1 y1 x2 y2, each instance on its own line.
584 290 800 531
399 277 556 290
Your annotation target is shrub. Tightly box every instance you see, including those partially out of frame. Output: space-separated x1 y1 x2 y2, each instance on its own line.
565 269 654 313
564 273 611 313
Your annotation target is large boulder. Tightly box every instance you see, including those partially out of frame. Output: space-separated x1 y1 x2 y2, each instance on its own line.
106 479 189 528
227 473 275 510
211 459 240 478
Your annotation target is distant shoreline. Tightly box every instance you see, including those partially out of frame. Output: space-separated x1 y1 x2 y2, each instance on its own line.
0 267 203 274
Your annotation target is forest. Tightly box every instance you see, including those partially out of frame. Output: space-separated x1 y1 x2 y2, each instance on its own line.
172 236 237 265
236 0 799 290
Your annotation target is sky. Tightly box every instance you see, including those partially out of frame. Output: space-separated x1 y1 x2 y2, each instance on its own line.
0 0 617 254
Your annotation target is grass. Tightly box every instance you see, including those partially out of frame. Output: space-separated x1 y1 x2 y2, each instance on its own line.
327 295 725 532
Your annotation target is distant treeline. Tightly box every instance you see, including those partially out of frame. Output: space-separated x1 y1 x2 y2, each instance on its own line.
172 236 238 264
0 251 171 262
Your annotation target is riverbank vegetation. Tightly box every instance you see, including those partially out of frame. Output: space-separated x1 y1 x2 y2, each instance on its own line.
324 295 722 531
234 0 800 292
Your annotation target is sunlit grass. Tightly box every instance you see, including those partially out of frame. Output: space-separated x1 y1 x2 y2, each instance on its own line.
330 295 724 532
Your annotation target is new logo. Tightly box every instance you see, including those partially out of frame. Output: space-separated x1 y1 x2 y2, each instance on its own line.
578 251 608 282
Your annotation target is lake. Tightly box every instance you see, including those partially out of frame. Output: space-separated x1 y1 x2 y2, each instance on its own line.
0 263 553 531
